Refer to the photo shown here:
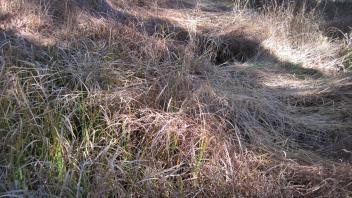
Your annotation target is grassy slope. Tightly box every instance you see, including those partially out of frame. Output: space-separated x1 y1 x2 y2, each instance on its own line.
0 0 351 197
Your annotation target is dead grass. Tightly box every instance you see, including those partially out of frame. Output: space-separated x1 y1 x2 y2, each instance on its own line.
0 0 351 197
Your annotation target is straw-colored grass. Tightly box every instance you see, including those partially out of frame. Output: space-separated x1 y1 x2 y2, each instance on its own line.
0 0 351 197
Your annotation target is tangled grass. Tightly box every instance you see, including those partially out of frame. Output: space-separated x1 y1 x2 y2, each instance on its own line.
0 0 351 197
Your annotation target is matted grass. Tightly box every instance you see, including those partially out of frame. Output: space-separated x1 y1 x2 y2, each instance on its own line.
0 0 351 197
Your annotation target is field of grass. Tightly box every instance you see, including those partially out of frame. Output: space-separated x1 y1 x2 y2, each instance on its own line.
0 0 351 197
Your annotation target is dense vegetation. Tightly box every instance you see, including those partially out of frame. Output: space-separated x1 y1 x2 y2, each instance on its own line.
0 0 351 197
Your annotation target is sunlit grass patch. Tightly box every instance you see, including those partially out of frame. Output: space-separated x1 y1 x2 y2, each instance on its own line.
0 0 351 197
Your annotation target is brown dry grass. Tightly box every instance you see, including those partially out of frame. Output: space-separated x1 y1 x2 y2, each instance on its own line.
0 0 351 197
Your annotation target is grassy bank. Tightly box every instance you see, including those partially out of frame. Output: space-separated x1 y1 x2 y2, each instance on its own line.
0 0 351 197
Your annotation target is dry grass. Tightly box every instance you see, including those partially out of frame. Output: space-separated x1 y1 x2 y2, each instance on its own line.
0 0 351 197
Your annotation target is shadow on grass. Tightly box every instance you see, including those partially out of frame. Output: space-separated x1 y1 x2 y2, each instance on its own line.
3 0 346 163
145 0 234 12
0 12 12 22
0 29 46 63
279 61 323 78
157 0 196 9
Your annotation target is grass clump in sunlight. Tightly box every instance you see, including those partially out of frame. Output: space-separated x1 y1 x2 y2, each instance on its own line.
0 0 351 197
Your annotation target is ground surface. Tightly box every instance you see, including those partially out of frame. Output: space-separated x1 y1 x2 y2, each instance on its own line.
0 0 351 197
